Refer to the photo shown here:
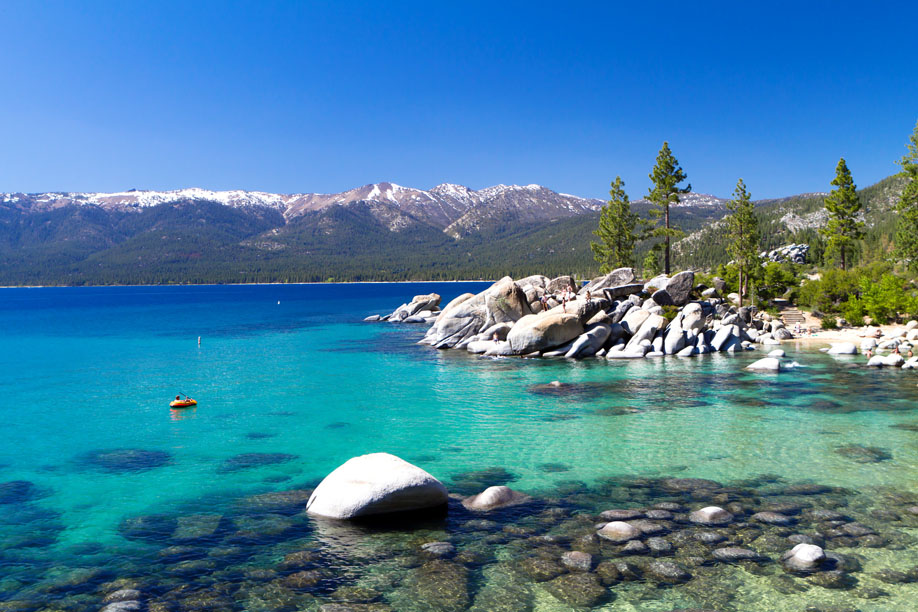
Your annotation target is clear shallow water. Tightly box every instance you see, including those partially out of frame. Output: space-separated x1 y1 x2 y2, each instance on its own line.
1 284 917 611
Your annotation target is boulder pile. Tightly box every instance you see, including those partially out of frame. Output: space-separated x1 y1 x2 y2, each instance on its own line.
761 243 808 264
365 293 442 323
370 269 797 359
848 321 918 369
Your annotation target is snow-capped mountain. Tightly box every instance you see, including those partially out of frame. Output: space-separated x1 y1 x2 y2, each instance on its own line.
1 182 605 230
631 192 728 209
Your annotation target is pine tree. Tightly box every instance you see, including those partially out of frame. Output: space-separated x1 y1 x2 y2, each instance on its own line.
895 121 918 272
725 178 760 307
647 142 690 274
590 176 640 272
642 246 662 277
821 158 864 271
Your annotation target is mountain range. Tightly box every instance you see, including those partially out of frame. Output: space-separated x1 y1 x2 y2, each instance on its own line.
0 177 899 285
0 182 730 285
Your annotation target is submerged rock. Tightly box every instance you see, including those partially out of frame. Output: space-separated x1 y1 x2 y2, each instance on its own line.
806 569 857 589
712 547 762 562
646 560 692 584
689 506 734 526
461 486 530 512
306 453 447 519
599 509 644 521
835 444 892 463
421 541 456 558
400 560 469 612
0 480 40 505
235 489 313 515
544 572 609 608
517 556 565 582
561 551 593 572
80 448 171 473
782 543 827 572
119 514 178 542
172 514 223 541
217 452 297 473
597 521 642 542
752 512 795 526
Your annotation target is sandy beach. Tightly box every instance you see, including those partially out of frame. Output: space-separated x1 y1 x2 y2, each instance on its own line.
780 309 916 348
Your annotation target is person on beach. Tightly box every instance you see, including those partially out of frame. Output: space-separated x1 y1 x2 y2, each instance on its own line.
865 349 872 359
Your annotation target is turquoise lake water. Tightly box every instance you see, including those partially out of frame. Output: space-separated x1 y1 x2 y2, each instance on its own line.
1 283 917 611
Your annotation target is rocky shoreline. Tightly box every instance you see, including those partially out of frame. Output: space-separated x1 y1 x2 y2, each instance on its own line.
5 455 918 612
367 268 798 361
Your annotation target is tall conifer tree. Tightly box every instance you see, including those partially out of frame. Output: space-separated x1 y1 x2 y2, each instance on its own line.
725 178 760 307
647 142 690 274
895 121 918 272
591 176 640 272
821 158 864 271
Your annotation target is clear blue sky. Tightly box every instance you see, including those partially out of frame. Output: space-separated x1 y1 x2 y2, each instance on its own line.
1 1 915 200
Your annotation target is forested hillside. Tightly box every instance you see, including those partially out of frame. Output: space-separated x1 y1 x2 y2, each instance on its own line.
674 175 905 270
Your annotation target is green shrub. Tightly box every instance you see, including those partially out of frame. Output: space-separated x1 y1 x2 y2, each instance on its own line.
841 296 865 326
758 262 800 302
821 316 838 329
798 268 860 313
857 273 918 324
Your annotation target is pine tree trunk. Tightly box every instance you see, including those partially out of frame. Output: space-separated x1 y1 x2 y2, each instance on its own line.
738 268 743 307
664 205 671 274
841 247 846 271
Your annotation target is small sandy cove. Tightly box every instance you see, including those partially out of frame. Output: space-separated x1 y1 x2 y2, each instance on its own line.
783 311 914 347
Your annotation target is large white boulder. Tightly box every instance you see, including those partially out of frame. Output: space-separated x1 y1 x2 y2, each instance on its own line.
389 293 441 321
746 357 782 371
827 342 858 355
425 278 532 349
507 312 583 354
580 267 636 296
625 314 667 352
663 327 687 355
565 323 612 358
306 453 448 520
711 325 738 351
621 308 651 335
681 302 706 333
